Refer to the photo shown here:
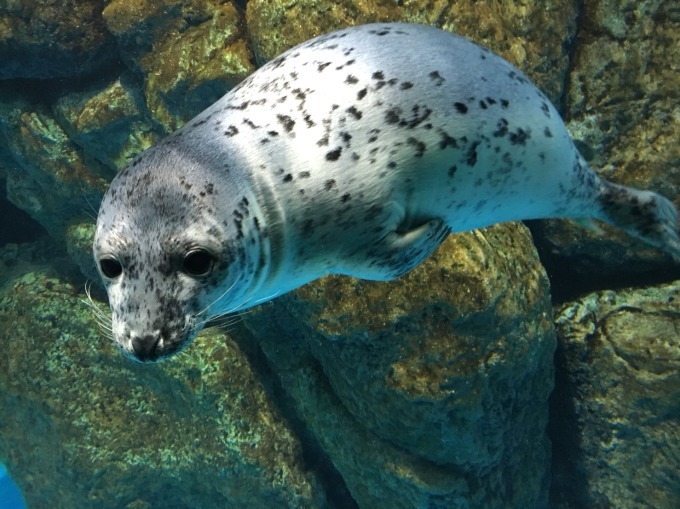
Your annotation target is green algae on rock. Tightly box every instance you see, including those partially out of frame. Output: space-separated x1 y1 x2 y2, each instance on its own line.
65 222 100 284
103 0 255 132
0 272 326 509
244 223 555 508
551 281 680 509
0 95 109 244
54 76 162 172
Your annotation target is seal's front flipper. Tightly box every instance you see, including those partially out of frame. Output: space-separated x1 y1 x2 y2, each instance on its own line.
597 181 680 261
354 218 451 281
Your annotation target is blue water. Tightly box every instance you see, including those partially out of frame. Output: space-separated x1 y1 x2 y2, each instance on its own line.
0 464 27 509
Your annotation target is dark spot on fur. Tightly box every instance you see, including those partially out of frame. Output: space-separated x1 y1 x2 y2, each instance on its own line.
325 179 336 190
395 105 432 129
407 137 426 158
438 130 458 150
283 174 293 183
277 114 295 133
493 119 509 137
372 71 385 80
357 88 368 100
400 82 413 90
347 106 362 120
541 102 551 118
345 75 359 85
466 141 480 166
299 171 311 179
509 128 530 146
544 127 553 138
326 148 342 161
429 71 444 86
303 113 315 127
385 107 401 124
454 102 468 114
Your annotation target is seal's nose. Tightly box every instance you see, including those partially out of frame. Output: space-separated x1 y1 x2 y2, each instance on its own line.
130 334 161 362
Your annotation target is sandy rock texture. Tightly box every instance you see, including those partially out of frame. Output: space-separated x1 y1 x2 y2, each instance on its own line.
551 281 680 508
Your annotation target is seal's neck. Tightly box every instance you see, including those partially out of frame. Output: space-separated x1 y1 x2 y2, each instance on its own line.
233 171 291 310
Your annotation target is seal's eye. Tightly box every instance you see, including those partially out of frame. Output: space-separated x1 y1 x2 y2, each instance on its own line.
183 249 215 277
99 256 123 279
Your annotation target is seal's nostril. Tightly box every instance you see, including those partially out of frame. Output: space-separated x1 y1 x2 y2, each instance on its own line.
131 335 160 362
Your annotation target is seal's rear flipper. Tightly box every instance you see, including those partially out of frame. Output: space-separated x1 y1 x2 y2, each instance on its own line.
597 181 680 261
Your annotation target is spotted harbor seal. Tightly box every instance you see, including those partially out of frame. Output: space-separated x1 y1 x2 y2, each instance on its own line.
93 23 679 362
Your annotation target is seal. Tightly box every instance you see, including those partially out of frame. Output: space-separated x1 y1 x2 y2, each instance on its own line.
93 23 680 362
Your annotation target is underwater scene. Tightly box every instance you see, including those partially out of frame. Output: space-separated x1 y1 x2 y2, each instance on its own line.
0 1 678 508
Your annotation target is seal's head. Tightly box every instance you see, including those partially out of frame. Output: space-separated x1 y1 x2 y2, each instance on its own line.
93 146 256 363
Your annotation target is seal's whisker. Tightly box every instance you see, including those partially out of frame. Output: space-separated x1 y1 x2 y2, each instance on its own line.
196 276 242 318
82 281 114 339
196 291 278 331
251 291 281 306
78 181 101 221
190 305 255 334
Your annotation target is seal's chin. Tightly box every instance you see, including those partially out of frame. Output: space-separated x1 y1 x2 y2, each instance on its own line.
120 323 201 364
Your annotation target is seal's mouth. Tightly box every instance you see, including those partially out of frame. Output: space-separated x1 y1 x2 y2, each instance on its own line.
124 335 190 363
121 322 199 364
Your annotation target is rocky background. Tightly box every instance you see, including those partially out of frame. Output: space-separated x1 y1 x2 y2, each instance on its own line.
0 1 678 508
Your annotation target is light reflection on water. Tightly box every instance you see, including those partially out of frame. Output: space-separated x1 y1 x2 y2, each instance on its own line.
0 463 26 509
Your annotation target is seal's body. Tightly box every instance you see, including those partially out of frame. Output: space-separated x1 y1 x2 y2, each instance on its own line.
94 23 679 362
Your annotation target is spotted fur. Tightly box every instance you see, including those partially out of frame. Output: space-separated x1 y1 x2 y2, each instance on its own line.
93 23 679 362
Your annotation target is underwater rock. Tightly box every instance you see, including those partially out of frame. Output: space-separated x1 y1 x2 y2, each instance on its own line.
246 0 577 104
54 75 162 172
244 223 555 507
0 271 326 509
65 222 100 284
102 0 255 132
0 94 109 244
0 0 115 79
551 281 680 509
531 0 680 281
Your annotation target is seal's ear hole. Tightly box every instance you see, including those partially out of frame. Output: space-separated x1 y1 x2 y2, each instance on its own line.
183 249 215 277
100 256 123 279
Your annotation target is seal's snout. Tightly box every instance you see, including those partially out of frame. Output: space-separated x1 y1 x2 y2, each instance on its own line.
131 334 161 363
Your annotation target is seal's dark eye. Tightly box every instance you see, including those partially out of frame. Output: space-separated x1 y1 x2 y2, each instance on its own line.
183 249 215 277
99 256 123 279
